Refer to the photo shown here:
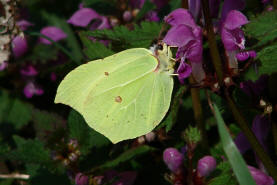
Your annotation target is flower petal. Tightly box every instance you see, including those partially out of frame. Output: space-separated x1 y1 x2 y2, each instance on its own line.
90 16 111 30
221 0 246 21
224 10 249 30
163 24 195 47
177 58 192 83
39 26 67 45
188 0 201 21
20 65 38 76
67 8 100 27
236 50 257 61
12 36 28 58
248 166 274 185
16 20 33 31
164 8 197 28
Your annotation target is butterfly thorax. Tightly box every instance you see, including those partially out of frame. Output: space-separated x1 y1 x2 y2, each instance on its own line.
151 43 175 74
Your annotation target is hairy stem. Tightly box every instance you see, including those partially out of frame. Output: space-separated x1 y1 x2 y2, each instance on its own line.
201 0 277 180
189 77 207 147
182 0 189 9
201 0 224 85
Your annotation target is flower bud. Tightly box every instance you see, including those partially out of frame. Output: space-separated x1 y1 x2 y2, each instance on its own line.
248 166 274 185
75 173 89 185
197 156 216 177
163 148 184 173
123 10 132 22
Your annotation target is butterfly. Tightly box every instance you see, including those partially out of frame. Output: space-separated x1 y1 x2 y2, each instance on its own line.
55 43 176 143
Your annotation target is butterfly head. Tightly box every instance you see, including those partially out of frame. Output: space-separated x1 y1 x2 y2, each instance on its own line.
150 42 175 74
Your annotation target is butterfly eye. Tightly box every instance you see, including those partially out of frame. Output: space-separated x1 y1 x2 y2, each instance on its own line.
157 44 163 50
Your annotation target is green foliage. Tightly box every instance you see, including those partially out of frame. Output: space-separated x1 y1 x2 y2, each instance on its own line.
245 11 277 47
184 126 201 143
79 32 114 60
9 136 51 165
68 110 110 154
169 0 182 11
28 44 59 62
135 0 156 21
100 145 155 169
213 104 256 185
85 21 162 49
208 162 238 185
159 85 187 132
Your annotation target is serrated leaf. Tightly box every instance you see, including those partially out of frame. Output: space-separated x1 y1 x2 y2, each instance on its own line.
100 145 155 169
9 136 51 165
256 44 277 75
213 104 256 185
79 32 114 60
245 11 277 47
68 110 110 154
5 99 32 129
208 174 237 185
85 21 162 49
158 85 187 132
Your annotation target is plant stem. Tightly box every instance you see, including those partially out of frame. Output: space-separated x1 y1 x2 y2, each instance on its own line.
201 0 224 85
225 90 277 180
274 0 277 10
272 121 277 156
189 77 208 147
182 0 189 9
201 0 277 180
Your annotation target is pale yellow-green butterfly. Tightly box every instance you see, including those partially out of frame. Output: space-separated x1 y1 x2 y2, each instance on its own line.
54 43 176 143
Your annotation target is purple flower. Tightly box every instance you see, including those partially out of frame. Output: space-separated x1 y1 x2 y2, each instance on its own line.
90 16 111 30
123 11 132 22
197 156 217 177
240 75 268 98
39 26 67 45
188 0 201 21
12 36 28 58
145 11 160 22
176 58 192 83
50 72 57 81
221 0 246 21
236 50 257 61
221 10 249 51
16 20 33 31
68 8 100 27
0 61 8 71
163 148 184 173
248 166 274 185
75 173 89 185
20 65 38 76
164 9 205 83
235 115 270 154
23 82 44 98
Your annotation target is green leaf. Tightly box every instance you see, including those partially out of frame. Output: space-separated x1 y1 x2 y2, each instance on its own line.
208 162 238 185
5 99 32 129
257 44 277 75
158 85 187 132
245 11 277 47
169 0 182 11
85 21 162 49
213 104 256 185
100 145 155 169
79 32 114 60
9 136 51 165
68 110 110 154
